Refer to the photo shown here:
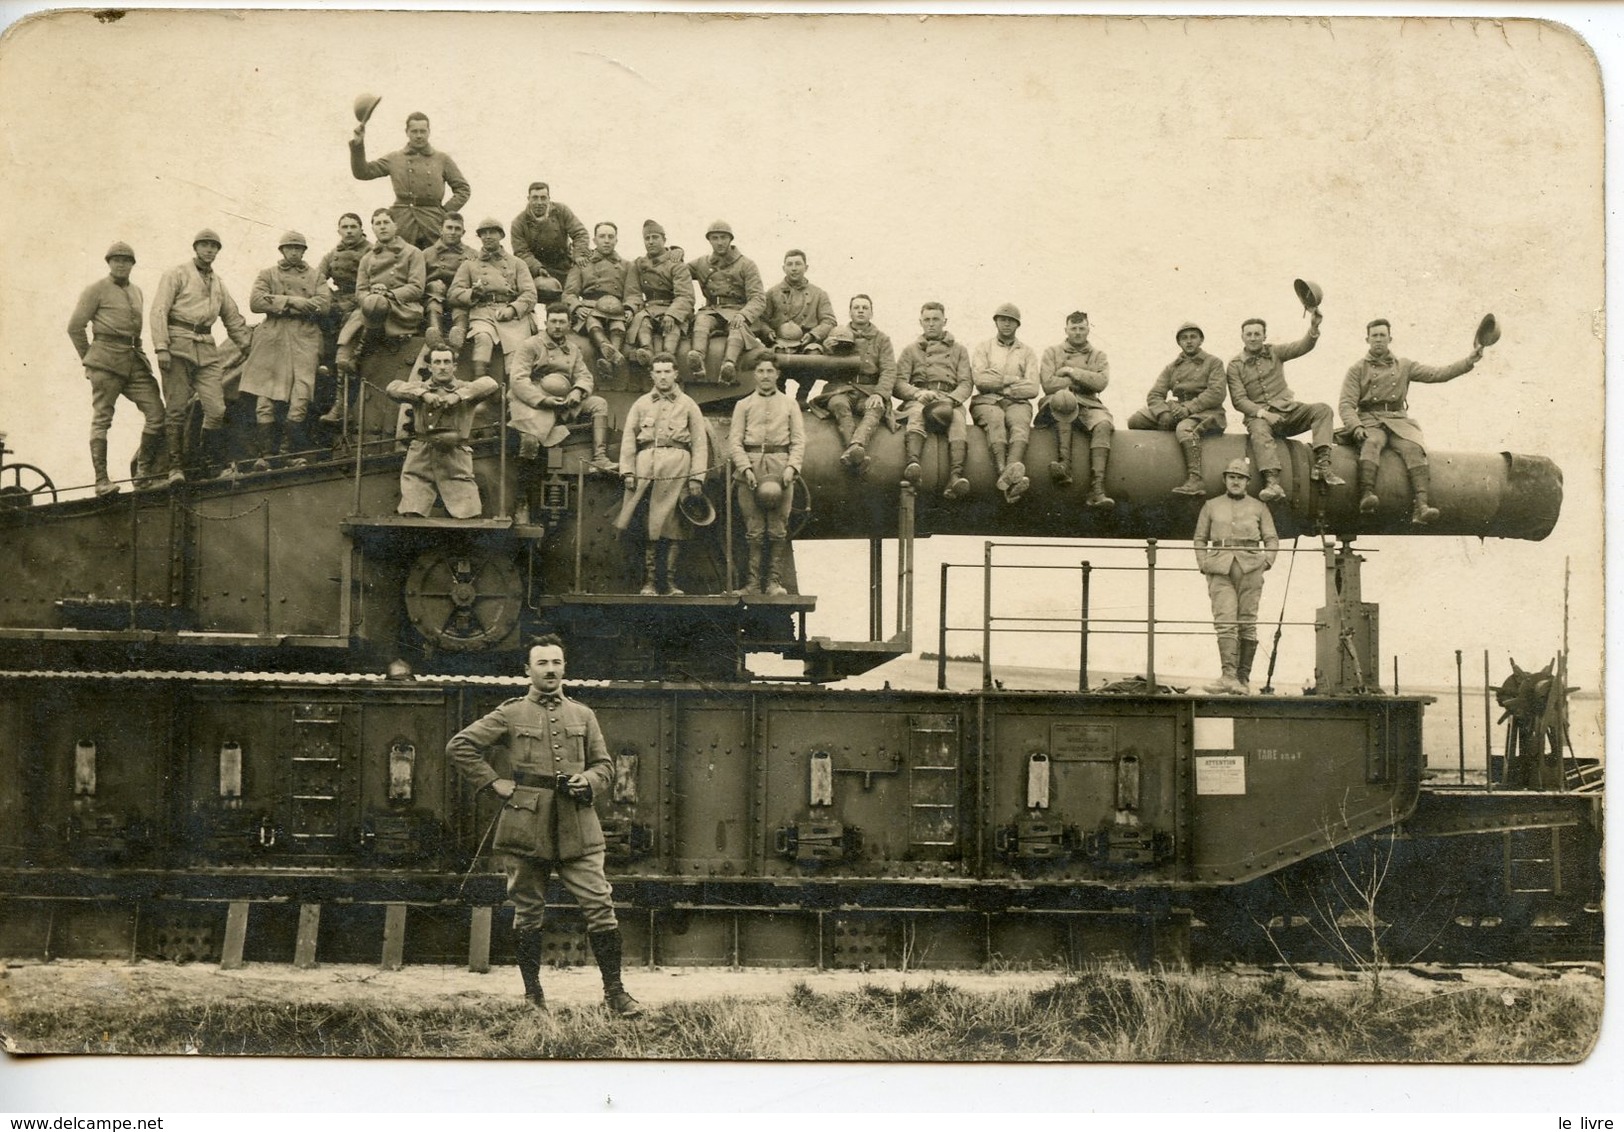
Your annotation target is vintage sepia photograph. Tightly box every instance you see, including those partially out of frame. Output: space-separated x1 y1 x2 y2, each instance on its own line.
0 3 1609 1113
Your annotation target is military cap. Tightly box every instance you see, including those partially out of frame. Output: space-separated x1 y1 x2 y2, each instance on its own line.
643 219 666 236
1224 457 1252 477
994 302 1022 324
277 230 308 249
706 219 734 238
475 216 505 235
1175 321 1204 342
193 228 223 247
104 241 136 262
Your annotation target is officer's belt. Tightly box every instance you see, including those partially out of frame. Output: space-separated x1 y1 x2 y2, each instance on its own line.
392 196 441 208
512 770 562 789
167 318 214 334
638 439 690 451
1173 390 1202 402
1360 399 1406 412
1211 539 1261 548
743 444 790 454
642 290 675 302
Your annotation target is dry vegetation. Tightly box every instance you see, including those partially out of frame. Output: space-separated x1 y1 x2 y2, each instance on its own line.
2 966 1601 1062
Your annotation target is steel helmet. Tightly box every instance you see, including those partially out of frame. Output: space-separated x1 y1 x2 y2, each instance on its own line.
533 272 563 299
1224 457 1252 478
1474 313 1501 349
1174 321 1204 343
705 219 734 238
925 399 957 433
594 295 627 319
193 228 223 248
755 478 784 508
277 230 308 249
475 217 505 236
824 326 856 352
359 292 391 316
353 92 383 124
1045 388 1079 418
1293 278 1324 310
679 491 717 528
772 321 805 348
994 302 1022 324
538 371 574 399
104 241 136 262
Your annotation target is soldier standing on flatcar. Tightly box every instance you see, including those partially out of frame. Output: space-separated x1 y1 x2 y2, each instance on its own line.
420 212 476 353
1225 307 1342 502
894 301 973 499
510 181 588 302
1127 321 1227 496
349 111 471 250
241 231 331 470
386 344 498 518
687 220 766 384
1338 318 1483 525
150 228 252 484
808 293 897 477
315 213 370 425
626 220 693 369
67 241 166 495
729 355 805 595
564 221 636 380
334 209 427 380
969 302 1040 504
446 635 642 1016
615 353 710 595
1193 457 1279 694
1036 311 1114 508
746 249 837 402
448 217 537 382
508 303 616 523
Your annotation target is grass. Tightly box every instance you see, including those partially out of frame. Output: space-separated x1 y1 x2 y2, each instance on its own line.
1 967 1600 1062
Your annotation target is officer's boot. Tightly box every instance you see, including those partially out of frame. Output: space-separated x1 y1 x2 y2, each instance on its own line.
1407 465 1440 526
764 538 789 596
1050 424 1075 486
1085 447 1115 509
1205 637 1240 694
1172 437 1206 495
89 438 120 497
514 926 546 1010
164 422 188 486
639 544 659 595
1312 445 1345 486
735 537 763 595
944 440 970 500
1004 433 1030 503
588 412 617 475
663 540 685 596
318 366 348 425
1235 638 1258 695
133 431 165 489
588 927 643 1017
901 432 924 486
1357 460 1380 515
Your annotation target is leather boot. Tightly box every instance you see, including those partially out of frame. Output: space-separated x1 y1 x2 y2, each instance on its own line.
1050 425 1074 486
1085 447 1114 509
280 418 309 468
663 540 684 596
514 927 546 1010
685 348 706 379
1408 465 1440 525
763 538 789 596
991 441 1011 492
1357 460 1380 514
640 544 659 595
944 440 970 500
203 428 236 480
1172 437 1206 495
164 423 187 486
90 438 119 497
252 422 278 472
735 537 763 595
902 432 924 486
1205 637 1241 693
588 413 616 475
134 431 165 489
1235 638 1258 694
588 928 643 1017
1312 445 1345 486
1258 469 1286 503
1004 431 1030 502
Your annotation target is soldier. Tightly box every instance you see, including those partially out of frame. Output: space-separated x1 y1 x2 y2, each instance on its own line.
508 303 616 523
349 111 471 249
510 181 588 301
728 355 805 596
448 217 537 382
746 249 836 401
420 212 476 352
240 231 331 470
615 353 710 595
687 220 765 384
386 345 499 518
334 209 427 380
1127 322 1227 496
150 228 251 484
1226 307 1342 502
808 293 896 476
894 301 973 499
446 635 642 1016
1036 311 1114 508
564 221 635 380
626 220 693 369
1339 319 1484 525
67 241 165 495
1193 457 1279 694
969 302 1040 504
315 213 370 426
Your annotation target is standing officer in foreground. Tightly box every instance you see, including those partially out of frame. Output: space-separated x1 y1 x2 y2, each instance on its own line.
1192 457 1279 694
349 111 472 249
447 636 642 1016
67 241 166 494
1225 306 1342 501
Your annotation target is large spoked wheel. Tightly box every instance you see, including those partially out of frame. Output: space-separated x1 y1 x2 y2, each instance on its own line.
403 549 523 652
0 462 55 509
787 474 813 538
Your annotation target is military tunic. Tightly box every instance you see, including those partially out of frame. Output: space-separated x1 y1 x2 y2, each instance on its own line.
628 248 695 335
507 332 606 442
150 260 251 433
342 237 427 342
1338 352 1476 453
449 250 538 357
895 332 972 440
810 321 898 426
1193 492 1279 645
615 388 710 540
68 276 164 441
565 250 636 335
386 372 500 518
1225 329 1332 472
1127 350 1227 437
969 336 1039 451
1036 340 1114 442
756 279 836 347
690 247 766 345
241 259 331 420
729 388 805 539
348 140 472 248
510 203 589 280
